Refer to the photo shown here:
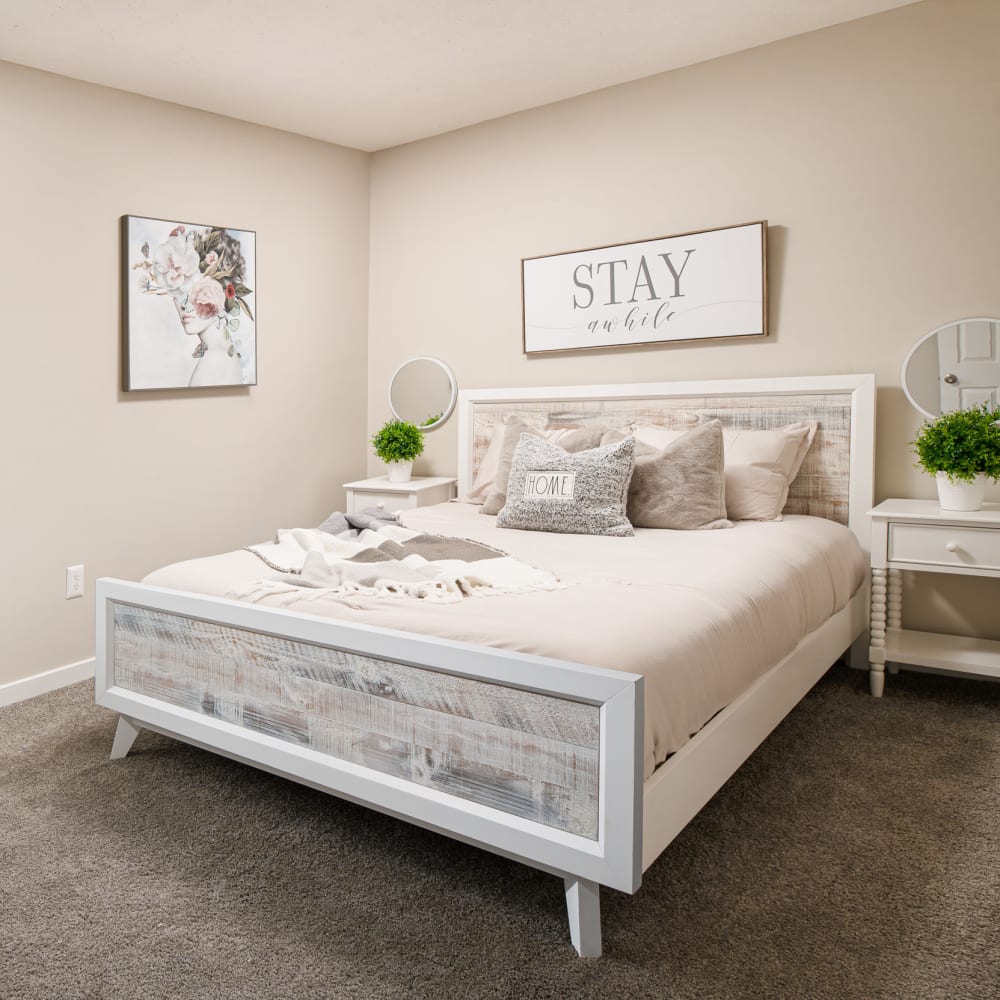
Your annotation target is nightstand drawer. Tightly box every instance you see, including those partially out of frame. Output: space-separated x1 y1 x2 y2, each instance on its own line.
888 522 1000 570
349 491 418 514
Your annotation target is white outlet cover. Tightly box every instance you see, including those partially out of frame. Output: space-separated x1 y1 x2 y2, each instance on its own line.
66 564 85 599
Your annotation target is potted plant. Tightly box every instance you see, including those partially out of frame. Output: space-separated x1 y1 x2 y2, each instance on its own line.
912 403 1000 511
372 418 425 483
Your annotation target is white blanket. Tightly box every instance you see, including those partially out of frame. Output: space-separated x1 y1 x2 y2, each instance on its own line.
236 524 566 605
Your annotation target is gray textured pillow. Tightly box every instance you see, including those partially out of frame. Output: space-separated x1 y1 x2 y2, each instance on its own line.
481 422 607 515
496 434 635 537
625 421 731 529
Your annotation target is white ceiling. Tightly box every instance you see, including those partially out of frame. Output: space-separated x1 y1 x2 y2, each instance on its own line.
0 1 918 151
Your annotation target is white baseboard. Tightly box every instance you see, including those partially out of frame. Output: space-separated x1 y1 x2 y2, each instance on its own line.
0 657 96 708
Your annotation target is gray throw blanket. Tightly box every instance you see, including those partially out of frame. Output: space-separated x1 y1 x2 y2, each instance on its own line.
317 507 401 535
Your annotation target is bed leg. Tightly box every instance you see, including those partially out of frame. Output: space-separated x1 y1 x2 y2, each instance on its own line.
111 716 142 759
564 877 602 957
845 632 869 670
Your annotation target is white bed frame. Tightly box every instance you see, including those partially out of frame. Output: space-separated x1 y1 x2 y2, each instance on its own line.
95 373 875 957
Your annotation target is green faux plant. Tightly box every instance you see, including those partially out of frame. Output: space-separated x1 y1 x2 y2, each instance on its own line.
912 403 1000 483
371 419 425 463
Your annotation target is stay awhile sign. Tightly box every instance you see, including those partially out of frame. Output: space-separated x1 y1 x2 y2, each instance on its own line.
522 221 767 354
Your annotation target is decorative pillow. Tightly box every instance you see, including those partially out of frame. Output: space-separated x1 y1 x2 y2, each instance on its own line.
496 434 635 537
630 421 817 521
464 425 507 504
721 422 817 520
478 418 540 512
624 421 731 530
480 422 608 514
625 424 686 450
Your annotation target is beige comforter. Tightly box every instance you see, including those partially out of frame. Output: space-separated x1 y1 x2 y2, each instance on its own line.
143 503 865 777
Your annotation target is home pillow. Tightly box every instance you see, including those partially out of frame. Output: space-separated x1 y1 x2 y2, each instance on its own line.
496 434 635 537
631 421 817 521
480 421 607 514
626 421 731 530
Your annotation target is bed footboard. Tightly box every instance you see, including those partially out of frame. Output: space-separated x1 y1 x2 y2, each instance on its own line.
95 579 643 906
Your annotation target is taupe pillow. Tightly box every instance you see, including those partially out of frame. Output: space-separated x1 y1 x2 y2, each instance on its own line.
629 420 817 521
481 422 607 515
626 421 731 529
496 434 635 537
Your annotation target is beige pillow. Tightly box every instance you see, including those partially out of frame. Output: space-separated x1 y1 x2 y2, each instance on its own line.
481 422 607 515
722 422 817 520
626 424 686 450
631 421 817 521
464 427 506 504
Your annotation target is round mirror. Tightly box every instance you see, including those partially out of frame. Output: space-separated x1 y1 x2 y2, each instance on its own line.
388 357 457 432
902 318 1000 420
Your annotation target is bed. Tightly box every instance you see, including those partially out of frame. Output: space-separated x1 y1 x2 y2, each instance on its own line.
95 374 875 957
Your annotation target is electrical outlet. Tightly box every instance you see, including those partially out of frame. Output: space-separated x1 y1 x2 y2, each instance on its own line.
66 564 84 600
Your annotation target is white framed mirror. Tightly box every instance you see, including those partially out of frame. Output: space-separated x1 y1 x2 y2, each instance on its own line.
902 318 1000 420
388 356 457 432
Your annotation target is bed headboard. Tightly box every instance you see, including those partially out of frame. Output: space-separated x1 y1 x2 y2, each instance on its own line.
457 374 876 551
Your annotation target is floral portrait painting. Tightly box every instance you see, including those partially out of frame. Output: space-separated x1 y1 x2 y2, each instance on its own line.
122 215 256 390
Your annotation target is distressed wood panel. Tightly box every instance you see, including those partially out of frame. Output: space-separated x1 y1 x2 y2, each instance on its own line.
111 603 600 839
472 392 852 524
116 605 599 746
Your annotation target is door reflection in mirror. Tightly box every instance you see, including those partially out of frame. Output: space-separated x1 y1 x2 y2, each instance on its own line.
902 319 1000 419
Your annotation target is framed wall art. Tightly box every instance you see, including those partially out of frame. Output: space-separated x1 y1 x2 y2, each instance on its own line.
122 215 257 390
522 221 767 355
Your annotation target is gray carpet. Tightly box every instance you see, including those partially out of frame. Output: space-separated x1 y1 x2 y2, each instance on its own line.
1 667 997 1000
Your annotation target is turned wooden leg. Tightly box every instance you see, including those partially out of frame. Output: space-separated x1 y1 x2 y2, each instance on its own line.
884 568 903 681
887 570 902 633
869 568 886 697
564 877 601 957
110 716 142 759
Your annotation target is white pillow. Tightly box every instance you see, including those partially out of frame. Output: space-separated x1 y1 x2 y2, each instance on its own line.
632 421 817 521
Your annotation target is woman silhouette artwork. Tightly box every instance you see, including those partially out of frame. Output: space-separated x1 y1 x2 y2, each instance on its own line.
137 224 253 387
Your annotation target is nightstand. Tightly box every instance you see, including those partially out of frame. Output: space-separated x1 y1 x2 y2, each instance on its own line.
868 499 1000 696
343 476 457 515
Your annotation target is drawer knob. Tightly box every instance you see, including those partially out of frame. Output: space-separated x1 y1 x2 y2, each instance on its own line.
376 501 385 510
945 541 959 552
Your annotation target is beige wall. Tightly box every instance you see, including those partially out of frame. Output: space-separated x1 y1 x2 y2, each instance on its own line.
369 0 1000 639
0 61 370 687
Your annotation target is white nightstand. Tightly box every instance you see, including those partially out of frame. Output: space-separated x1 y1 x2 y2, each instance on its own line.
343 476 457 515
868 499 1000 696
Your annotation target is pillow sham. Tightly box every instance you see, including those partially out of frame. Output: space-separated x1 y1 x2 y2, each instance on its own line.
480 422 608 515
496 434 635 537
606 421 731 530
629 421 817 521
464 424 507 504
719 422 817 521
477 418 540 513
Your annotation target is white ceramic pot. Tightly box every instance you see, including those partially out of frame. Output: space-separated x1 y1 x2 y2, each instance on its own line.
386 461 413 484
935 471 987 511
